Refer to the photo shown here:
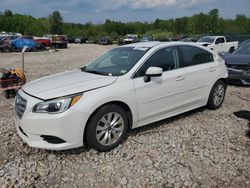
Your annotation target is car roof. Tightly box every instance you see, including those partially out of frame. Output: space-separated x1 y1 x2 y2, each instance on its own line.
122 41 202 48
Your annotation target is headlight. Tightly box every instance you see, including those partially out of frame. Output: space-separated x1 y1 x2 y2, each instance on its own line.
33 94 82 113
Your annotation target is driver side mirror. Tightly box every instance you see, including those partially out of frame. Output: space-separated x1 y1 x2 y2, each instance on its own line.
144 67 163 83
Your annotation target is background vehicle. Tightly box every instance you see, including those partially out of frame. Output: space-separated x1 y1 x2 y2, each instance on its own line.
223 44 250 85
14 42 228 151
75 37 87 44
11 38 36 51
33 37 51 47
123 34 138 44
67 36 76 43
180 38 197 42
197 36 238 55
51 35 68 49
239 39 250 47
140 36 154 42
98 36 112 45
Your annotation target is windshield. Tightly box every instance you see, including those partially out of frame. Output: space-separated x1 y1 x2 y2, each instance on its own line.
233 44 250 55
82 47 149 76
197 37 215 43
240 39 250 46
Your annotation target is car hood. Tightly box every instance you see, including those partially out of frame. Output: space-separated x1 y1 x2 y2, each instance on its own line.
224 54 250 65
22 70 117 100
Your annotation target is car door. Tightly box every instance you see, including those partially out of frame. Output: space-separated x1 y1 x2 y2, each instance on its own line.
178 45 218 106
213 37 225 54
133 46 187 121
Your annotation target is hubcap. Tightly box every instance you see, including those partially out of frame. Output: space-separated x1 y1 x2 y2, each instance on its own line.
213 84 224 106
95 112 124 146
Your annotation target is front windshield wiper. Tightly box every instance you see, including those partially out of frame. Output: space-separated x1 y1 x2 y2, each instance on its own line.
81 67 108 76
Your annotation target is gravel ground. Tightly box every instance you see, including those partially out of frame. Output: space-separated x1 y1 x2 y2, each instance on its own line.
0 44 249 188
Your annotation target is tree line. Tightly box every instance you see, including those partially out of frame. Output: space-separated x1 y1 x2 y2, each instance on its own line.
0 9 250 41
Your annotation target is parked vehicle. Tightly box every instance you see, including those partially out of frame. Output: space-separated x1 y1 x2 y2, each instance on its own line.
11 38 36 51
180 38 197 42
197 36 239 55
123 34 138 44
0 36 46 52
67 36 76 43
140 36 153 42
159 38 179 42
223 44 250 85
33 37 51 47
51 35 68 49
98 36 112 45
239 39 250 47
75 37 87 44
14 42 228 151
0 43 13 52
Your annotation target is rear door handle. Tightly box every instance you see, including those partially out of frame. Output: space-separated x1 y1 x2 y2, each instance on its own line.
176 76 185 81
209 68 216 72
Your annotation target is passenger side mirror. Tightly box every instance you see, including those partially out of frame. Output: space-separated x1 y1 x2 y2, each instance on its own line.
144 67 163 83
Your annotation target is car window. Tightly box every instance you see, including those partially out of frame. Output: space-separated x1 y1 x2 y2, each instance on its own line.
215 37 225 44
180 46 214 67
135 47 179 77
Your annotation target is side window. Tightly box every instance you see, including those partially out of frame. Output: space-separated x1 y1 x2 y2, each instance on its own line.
215 37 225 44
135 47 179 77
180 46 214 67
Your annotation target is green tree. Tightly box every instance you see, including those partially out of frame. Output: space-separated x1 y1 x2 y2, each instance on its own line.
49 11 63 34
208 9 219 33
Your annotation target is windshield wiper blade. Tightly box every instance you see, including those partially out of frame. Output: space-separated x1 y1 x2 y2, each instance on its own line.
81 67 108 76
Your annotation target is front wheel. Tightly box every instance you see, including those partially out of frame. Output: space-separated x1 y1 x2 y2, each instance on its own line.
207 80 226 109
85 105 128 152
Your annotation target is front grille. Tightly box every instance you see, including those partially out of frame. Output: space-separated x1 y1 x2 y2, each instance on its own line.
15 93 27 119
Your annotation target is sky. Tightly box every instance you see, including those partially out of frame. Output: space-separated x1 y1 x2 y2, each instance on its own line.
0 0 250 23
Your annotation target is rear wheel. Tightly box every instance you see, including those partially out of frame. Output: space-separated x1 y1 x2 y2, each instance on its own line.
85 105 128 152
207 80 226 109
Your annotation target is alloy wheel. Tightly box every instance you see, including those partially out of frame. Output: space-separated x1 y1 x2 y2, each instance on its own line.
213 84 225 106
95 112 124 146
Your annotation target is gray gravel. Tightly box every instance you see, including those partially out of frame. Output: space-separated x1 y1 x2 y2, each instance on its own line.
0 44 249 187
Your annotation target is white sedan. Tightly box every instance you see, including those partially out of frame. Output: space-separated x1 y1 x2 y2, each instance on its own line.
14 42 228 151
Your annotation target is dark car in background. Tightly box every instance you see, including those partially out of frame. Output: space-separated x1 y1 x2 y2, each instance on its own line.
98 36 112 45
75 37 87 44
239 39 250 47
223 44 250 85
180 38 197 42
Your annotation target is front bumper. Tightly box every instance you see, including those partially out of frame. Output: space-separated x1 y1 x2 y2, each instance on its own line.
14 90 89 150
228 68 250 85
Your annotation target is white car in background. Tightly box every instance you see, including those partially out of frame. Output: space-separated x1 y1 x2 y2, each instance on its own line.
197 36 238 55
14 42 228 151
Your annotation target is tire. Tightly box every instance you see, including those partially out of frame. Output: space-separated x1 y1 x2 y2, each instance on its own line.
229 47 235 53
85 105 128 152
207 80 226 109
4 90 10 99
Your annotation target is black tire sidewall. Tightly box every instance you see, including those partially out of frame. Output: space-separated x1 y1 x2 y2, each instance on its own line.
207 80 226 109
85 105 128 152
